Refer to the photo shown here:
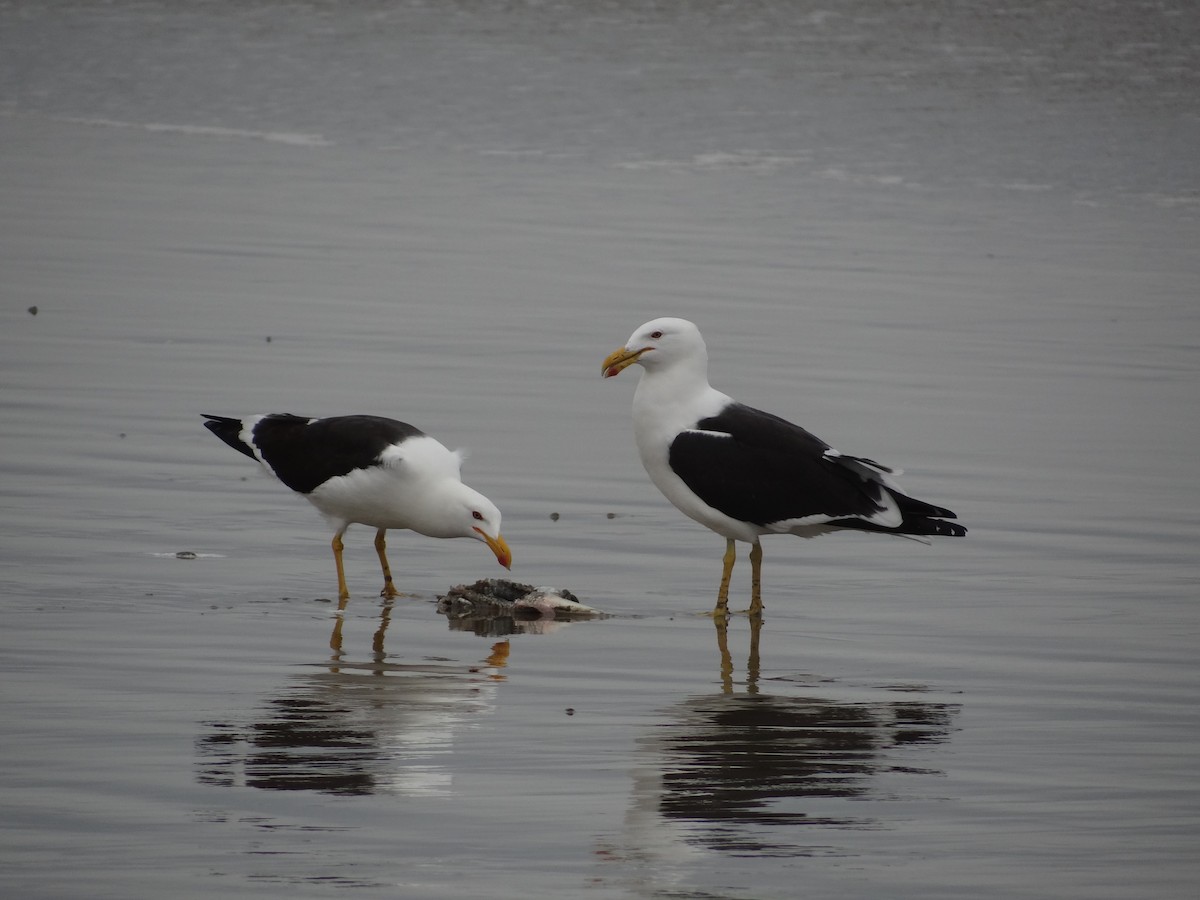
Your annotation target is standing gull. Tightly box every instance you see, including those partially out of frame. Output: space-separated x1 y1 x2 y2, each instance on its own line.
601 318 965 616
203 414 511 604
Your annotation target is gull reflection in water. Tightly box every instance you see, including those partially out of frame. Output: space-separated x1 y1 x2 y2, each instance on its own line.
196 637 509 797
596 617 959 881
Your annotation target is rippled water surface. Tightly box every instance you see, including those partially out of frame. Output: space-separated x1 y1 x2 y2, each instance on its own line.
2 2 1198 898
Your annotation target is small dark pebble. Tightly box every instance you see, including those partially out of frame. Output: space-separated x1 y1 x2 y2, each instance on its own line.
265 336 272 342
175 550 198 560
606 512 616 519
565 708 575 716
549 512 560 521
28 305 38 316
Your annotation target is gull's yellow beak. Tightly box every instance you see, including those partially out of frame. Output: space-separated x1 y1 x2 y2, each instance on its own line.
602 346 647 378
476 529 512 570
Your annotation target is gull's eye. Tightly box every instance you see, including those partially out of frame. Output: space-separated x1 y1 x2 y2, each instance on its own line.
472 510 484 521
650 330 663 339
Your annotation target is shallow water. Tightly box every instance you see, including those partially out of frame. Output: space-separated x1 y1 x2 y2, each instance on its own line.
2 2 1199 898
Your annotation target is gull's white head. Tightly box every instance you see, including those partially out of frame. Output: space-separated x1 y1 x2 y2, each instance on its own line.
462 490 511 570
421 484 511 569
601 317 707 378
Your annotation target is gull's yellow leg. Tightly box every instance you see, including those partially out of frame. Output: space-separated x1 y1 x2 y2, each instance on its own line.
374 528 399 599
747 541 764 617
713 538 737 617
332 532 351 608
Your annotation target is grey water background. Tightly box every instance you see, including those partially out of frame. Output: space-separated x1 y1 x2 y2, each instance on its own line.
2 1 1198 897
